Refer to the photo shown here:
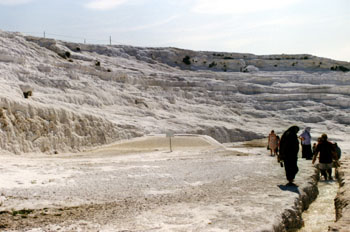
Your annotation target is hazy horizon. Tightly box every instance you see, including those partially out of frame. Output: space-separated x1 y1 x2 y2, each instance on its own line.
0 0 349 62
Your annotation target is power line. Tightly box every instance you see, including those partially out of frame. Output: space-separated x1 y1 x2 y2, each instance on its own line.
17 30 123 45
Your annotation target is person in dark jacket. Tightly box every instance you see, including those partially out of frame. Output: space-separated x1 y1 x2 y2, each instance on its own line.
312 134 337 180
279 126 300 186
334 143 341 160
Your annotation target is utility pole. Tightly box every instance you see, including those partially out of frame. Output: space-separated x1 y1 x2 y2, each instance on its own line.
109 36 112 45
43 31 45 38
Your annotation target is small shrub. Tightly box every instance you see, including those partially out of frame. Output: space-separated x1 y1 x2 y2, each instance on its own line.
76 47 81 52
65 51 71 58
58 51 71 59
23 91 32 99
208 61 217 68
339 65 349 72
182 56 191 65
12 209 33 216
95 61 101 66
331 65 350 72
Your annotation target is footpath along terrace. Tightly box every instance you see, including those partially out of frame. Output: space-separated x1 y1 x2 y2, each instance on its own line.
2 135 346 231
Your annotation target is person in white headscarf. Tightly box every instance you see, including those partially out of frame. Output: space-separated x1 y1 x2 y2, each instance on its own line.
299 127 312 160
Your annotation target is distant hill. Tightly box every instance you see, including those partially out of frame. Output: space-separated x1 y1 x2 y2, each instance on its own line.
0 30 349 154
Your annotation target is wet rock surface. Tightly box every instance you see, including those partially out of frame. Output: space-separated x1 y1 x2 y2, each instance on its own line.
329 156 350 231
299 179 338 231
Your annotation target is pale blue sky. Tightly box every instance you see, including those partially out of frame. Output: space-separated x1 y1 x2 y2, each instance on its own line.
1 0 349 61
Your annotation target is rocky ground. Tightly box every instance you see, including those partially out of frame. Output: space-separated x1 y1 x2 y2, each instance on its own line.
1 30 350 231
0 135 325 232
329 156 350 231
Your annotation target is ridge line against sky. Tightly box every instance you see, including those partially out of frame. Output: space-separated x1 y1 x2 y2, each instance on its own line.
0 0 349 62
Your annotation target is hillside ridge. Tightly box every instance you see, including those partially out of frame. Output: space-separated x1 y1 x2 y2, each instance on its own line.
0 30 350 154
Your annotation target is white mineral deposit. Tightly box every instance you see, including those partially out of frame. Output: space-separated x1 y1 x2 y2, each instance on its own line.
0 30 350 231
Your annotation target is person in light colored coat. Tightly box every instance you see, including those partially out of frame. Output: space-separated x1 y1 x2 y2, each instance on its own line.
299 127 312 160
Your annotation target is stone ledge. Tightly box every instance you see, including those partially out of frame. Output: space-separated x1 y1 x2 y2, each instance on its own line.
329 157 350 231
273 167 320 231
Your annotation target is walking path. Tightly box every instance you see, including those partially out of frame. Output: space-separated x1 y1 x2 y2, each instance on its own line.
0 135 348 231
299 180 338 232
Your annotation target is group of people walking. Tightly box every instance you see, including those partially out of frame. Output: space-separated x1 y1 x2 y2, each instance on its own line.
268 126 341 186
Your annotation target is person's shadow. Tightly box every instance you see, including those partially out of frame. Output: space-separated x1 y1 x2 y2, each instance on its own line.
278 184 300 194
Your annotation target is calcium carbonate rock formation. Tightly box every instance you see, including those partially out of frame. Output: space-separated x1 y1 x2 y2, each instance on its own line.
0 30 350 154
